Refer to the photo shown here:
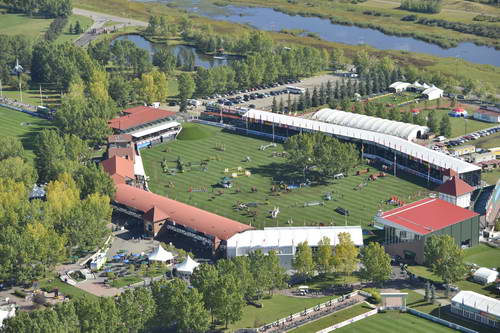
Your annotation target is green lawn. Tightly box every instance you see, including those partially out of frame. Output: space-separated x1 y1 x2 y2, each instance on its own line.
55 14 94 44
0 11 92 43
481 169 500 186
464 243 500 268
109 275 142 288
1 88 61 108
289 303 373 333
39 277 97 301
470 132 500 149
371 92 419 106
228 294 332 330
0 11 52 38
333 311 457 333
141 123 428 229
0 106 52 160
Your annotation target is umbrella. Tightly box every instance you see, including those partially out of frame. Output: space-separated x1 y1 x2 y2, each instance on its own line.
123 259 130 264
112 255 121 260
132 253 141 257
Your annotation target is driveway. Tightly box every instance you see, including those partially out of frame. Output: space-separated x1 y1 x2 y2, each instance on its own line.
73 8 147 46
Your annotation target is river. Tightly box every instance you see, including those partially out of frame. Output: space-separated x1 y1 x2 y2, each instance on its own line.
160 1 500 66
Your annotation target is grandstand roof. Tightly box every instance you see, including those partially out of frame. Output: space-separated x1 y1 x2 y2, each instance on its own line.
243 109 480 174
312 108 429 140
114 184 253 241
101 156 135 180
109 108 176 131
436 176 475 196
376 198 479 235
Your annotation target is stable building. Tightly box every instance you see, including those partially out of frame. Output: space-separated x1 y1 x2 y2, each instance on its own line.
451 291 500 329
374 197 480 264
108 106 181 149
421 86 443 101
473 108 500 123
389 82 411 93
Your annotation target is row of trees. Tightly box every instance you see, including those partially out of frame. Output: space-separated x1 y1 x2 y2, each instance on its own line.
194 46 329 97
1 280 206 333
284 133 360 180
400 0 442 14
416 17 500 40
2 252 287 332
293 235 393 286
44 16 68 41
3 0 72 17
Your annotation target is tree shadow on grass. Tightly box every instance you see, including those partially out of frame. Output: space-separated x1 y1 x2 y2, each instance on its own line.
247 162 333 186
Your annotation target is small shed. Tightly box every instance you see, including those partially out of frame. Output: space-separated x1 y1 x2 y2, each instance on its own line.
473 267 498 285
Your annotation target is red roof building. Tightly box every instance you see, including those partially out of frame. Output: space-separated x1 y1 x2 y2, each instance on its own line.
101 156 135 180
108 147 136 163
375 197 480 263
436 176 475 208
109 108 176 132
114 184 253 245
378 198 478 235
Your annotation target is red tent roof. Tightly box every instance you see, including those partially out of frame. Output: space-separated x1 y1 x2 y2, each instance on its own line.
380 198 478 235
411 108 420 113
453 107 466 113
101 156 135 180
114 184 253 241
109 108 176 131
436 176 475 196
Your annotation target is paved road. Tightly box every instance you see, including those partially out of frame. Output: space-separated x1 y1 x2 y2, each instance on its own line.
73 8 147 47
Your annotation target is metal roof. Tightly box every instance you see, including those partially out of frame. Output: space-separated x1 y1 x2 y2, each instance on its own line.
227 226 363 250
130 121 180 138
312 109 429 140
452 291 500 317
243 109 480 174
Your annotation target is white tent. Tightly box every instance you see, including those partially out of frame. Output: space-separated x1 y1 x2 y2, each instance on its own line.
473 267 498 284
148 245 174 262
175 255 199 275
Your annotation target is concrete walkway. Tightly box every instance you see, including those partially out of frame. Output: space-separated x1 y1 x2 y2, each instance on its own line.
73 8 147 46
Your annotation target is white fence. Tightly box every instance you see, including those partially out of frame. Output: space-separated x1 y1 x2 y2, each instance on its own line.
316 308 378 333
257 290 369 332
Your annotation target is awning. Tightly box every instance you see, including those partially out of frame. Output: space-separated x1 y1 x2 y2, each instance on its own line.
130 121 180 138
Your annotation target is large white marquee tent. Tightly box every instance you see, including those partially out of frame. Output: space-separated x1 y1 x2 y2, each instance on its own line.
312 109 429 141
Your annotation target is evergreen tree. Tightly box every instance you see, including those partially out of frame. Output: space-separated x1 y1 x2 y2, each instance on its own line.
304 89 311 109
427 110 439 133
297 93 305 111
401 110 412 123
311 87 319 107
74 21 82 34
271 96 277 113
68 23 73 34
287 93 292 114
279 97 284 113
440 114 452 137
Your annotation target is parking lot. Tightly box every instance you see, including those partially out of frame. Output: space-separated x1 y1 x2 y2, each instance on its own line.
194 73 347 112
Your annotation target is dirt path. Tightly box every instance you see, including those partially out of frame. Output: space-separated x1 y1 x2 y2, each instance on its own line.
72 8 147 46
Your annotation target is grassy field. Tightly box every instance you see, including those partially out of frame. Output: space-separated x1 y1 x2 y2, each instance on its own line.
0 106 52 160
370 92 419 106
229 294 332 330
289 303 373 333
333 311 457 333
141 123 429 229
39 277 97 300
1 87 61 108
0 11 52 38
464 243 500 268
470 132 500 149
0 10 92 43
482 169 500 186
109 275 142 288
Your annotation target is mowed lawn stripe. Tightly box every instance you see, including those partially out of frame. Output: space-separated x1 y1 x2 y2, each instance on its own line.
141 124 428 228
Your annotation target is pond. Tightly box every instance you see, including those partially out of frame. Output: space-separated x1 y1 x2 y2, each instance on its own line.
114 34 238 68
162 1 500 66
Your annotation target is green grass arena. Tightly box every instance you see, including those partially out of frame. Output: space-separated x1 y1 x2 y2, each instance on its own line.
333 311 458 333
141 123 429 229
0 106 51 160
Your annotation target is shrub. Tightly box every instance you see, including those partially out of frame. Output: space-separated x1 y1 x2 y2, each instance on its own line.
14 289 27 298
363 288 381 304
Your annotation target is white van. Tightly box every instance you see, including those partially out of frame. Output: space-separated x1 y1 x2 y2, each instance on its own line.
435 136 446 142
